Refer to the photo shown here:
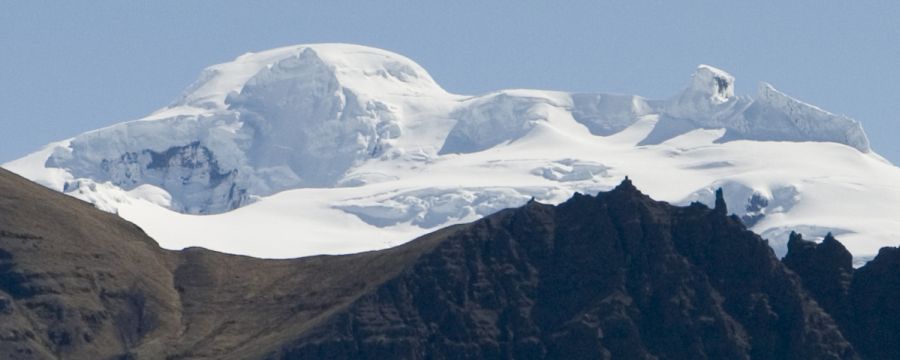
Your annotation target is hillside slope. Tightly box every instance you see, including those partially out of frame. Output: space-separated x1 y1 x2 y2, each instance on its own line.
0 167 446 359
6 168 898 359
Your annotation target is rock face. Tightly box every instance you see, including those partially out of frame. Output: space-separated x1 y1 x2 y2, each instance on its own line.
784 233 900 360
277 179 855 359
849 248 900 360
1 168 894 359
782 232 854 326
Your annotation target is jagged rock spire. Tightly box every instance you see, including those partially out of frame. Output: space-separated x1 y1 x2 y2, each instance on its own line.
614 176 638 193
714 187 727 215
787 231 805 253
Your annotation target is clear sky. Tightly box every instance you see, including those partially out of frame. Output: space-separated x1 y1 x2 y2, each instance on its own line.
2 1 898 163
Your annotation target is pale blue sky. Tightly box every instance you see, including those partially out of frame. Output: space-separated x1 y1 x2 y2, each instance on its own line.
2 1 898 163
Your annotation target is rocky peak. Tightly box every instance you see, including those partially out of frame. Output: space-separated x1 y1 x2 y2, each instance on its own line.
714 187 728 215
785 231 853 273
783 232 900 360
282 177 856 359
0 168 863 359
783 232 854 331
847 246 900 359
612 175 639 193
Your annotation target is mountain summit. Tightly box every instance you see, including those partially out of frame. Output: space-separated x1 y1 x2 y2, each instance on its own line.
5 44 900 259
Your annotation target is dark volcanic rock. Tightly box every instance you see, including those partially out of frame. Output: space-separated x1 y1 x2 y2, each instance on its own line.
269 178 855 360
847 247 900 359
783 232 900 360
0 168 870 359
714 186 728 215
782 232 854 328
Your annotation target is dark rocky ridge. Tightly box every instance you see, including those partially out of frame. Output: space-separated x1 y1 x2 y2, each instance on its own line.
783 232 900 359
0 167 895 359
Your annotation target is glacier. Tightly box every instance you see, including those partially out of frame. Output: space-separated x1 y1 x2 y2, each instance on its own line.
5 43 900 260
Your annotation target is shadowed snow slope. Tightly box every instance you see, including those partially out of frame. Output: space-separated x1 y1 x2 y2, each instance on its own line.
4 44 897 260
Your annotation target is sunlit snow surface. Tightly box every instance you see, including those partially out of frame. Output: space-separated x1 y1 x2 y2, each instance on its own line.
5 43 899 260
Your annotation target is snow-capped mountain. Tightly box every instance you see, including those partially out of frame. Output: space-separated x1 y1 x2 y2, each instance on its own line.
6 43 899 260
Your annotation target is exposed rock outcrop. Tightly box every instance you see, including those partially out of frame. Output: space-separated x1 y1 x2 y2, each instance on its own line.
849 247 900 359
785 232 900 360
2 168 893 359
